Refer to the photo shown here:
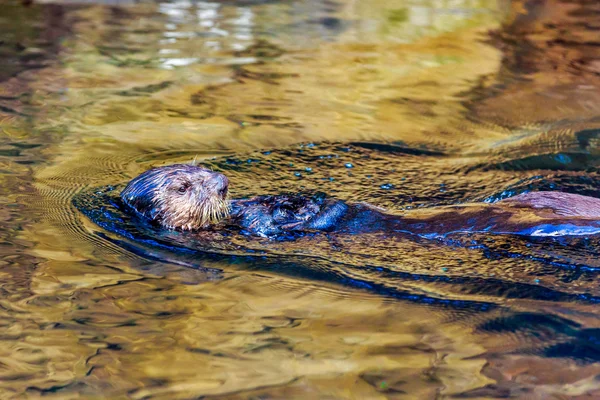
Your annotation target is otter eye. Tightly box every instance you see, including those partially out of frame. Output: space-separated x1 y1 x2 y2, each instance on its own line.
177 183 189 194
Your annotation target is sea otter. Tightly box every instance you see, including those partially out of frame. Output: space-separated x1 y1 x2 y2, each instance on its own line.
121 164 600 238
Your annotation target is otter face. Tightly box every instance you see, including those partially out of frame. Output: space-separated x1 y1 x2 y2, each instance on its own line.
121 164 229 230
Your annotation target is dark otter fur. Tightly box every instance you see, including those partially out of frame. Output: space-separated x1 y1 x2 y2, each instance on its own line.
229 194 349 237
121 165 600 238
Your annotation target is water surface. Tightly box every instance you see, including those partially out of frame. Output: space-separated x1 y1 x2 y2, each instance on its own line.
2 0 600 398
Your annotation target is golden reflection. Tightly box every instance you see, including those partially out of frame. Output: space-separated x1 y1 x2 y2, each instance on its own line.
1 0 599 397
28 266 492 398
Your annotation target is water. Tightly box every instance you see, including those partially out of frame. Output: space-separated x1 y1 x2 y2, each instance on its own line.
1 0 600 398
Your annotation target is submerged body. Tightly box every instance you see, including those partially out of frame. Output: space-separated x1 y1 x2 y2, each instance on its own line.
121 164 600 238
228 192 600 238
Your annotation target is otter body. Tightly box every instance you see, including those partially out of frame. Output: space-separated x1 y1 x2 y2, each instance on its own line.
121 165 600 238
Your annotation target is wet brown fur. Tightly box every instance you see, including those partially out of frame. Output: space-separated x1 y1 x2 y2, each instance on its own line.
502 192 600 219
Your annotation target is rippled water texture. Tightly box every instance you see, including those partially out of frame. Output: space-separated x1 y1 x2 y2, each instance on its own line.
2 0 600 398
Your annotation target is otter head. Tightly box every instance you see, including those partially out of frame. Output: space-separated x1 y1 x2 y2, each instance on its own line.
121 164 229 230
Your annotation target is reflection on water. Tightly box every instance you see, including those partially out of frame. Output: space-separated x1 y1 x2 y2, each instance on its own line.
2 0 600 397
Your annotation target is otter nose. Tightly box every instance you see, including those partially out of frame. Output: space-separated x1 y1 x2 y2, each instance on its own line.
208 173 229 197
